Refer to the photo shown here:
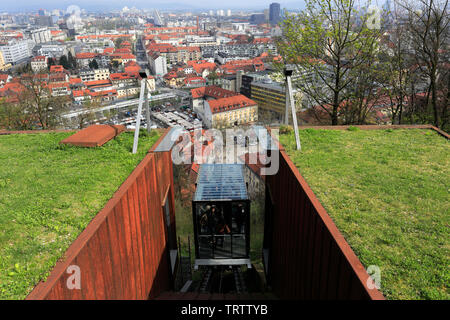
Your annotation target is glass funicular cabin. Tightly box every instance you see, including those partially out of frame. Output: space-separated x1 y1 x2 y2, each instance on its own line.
192 164 251 269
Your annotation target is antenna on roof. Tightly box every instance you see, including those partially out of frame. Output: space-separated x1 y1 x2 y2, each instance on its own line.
284 66 301 151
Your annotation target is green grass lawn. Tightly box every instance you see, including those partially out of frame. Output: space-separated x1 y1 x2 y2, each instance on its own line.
279 128 449 300
0 130 160 300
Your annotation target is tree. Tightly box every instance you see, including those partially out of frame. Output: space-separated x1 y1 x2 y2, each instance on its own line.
343 56 384 125
276 0 382 125
377 5 416 125
398 0 449 128
114 37 125 48
75 97 101 129
59 55 71 70
18 72 69 129
89 59 99 70
207 69 219 85
111 60 120 70
47 58 56 70
68 51 77 69
0 97 34 130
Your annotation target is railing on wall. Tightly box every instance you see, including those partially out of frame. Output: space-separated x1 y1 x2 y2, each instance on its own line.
26 129 176 300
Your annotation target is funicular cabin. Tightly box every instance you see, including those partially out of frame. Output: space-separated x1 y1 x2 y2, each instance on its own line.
192 164 251 269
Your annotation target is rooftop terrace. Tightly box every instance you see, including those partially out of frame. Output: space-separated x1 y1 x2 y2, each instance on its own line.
278 127 449 300
0 130 161 299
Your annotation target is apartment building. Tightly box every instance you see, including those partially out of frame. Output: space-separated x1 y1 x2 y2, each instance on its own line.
75 52 99 68
0 39 32 65
110 72 139 88
148 52 167 76
147 43 201 67
30 28 51 44
250 78 302 122
36 42 68 59
204 94 258 129
31 55 48 72
79 68 110 82
190 85 240 119
0 51 12 71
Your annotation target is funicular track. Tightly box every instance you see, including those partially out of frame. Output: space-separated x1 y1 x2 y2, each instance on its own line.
195 266 247 294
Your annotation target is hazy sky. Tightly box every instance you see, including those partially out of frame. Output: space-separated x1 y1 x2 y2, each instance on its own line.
0 0 309 12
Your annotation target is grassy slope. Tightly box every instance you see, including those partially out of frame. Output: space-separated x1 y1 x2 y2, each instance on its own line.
279 128 449 300
0 130 160 300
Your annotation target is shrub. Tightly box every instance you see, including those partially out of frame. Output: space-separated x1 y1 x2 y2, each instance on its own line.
279 125 293 135
347 126 360 131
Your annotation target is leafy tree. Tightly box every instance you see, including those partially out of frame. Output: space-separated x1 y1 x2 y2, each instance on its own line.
0 97 34 130
68 51 77 69
18 72 70 129
111 60 120 70
114 37 125 48
89 59 99 70
397 0 449 129
75 96 101 129
207 69 219 85
59 55 71 70
276 0 382 125
47 58 56 70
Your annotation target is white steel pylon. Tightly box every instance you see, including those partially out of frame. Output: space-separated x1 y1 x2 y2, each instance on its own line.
284 67 301 151
132 76 151 154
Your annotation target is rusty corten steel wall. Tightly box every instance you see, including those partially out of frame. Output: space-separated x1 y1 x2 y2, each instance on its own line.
26 129 176 300
265 132 386 300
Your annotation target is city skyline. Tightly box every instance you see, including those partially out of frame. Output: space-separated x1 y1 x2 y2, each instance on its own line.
0 0 307 12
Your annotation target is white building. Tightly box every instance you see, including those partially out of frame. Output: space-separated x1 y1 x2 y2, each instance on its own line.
30 28 51 44
31 55 48 72
148 52 167 76
0 40 32 65
95 68 110 81
37 43 68 59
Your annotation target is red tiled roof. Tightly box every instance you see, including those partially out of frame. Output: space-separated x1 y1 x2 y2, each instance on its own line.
114 48 132 54
32 55 47 62
47 82 70 93
190 61 216 74
110 72 138 81
120 54 136 60
49 73 67 82
84 79 111 87
103 47 114 54
89 89 117 97
77 34 133 40
69 77 83 85
253 37 272 44
184 77 206 85
208 94 257 114
75 52 98 59
72 89 89 97
191 85 238 99
49 65 64 73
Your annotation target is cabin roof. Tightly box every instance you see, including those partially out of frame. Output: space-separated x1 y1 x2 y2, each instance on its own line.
194 164 248 201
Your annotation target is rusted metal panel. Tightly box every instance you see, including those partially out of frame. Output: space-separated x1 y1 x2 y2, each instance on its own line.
26 129 174 300
265 145 385 300
59 124 125 147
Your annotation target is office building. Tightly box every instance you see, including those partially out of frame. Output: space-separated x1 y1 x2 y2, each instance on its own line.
30 28 51 44
269 3 281 26
0 40 33 65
